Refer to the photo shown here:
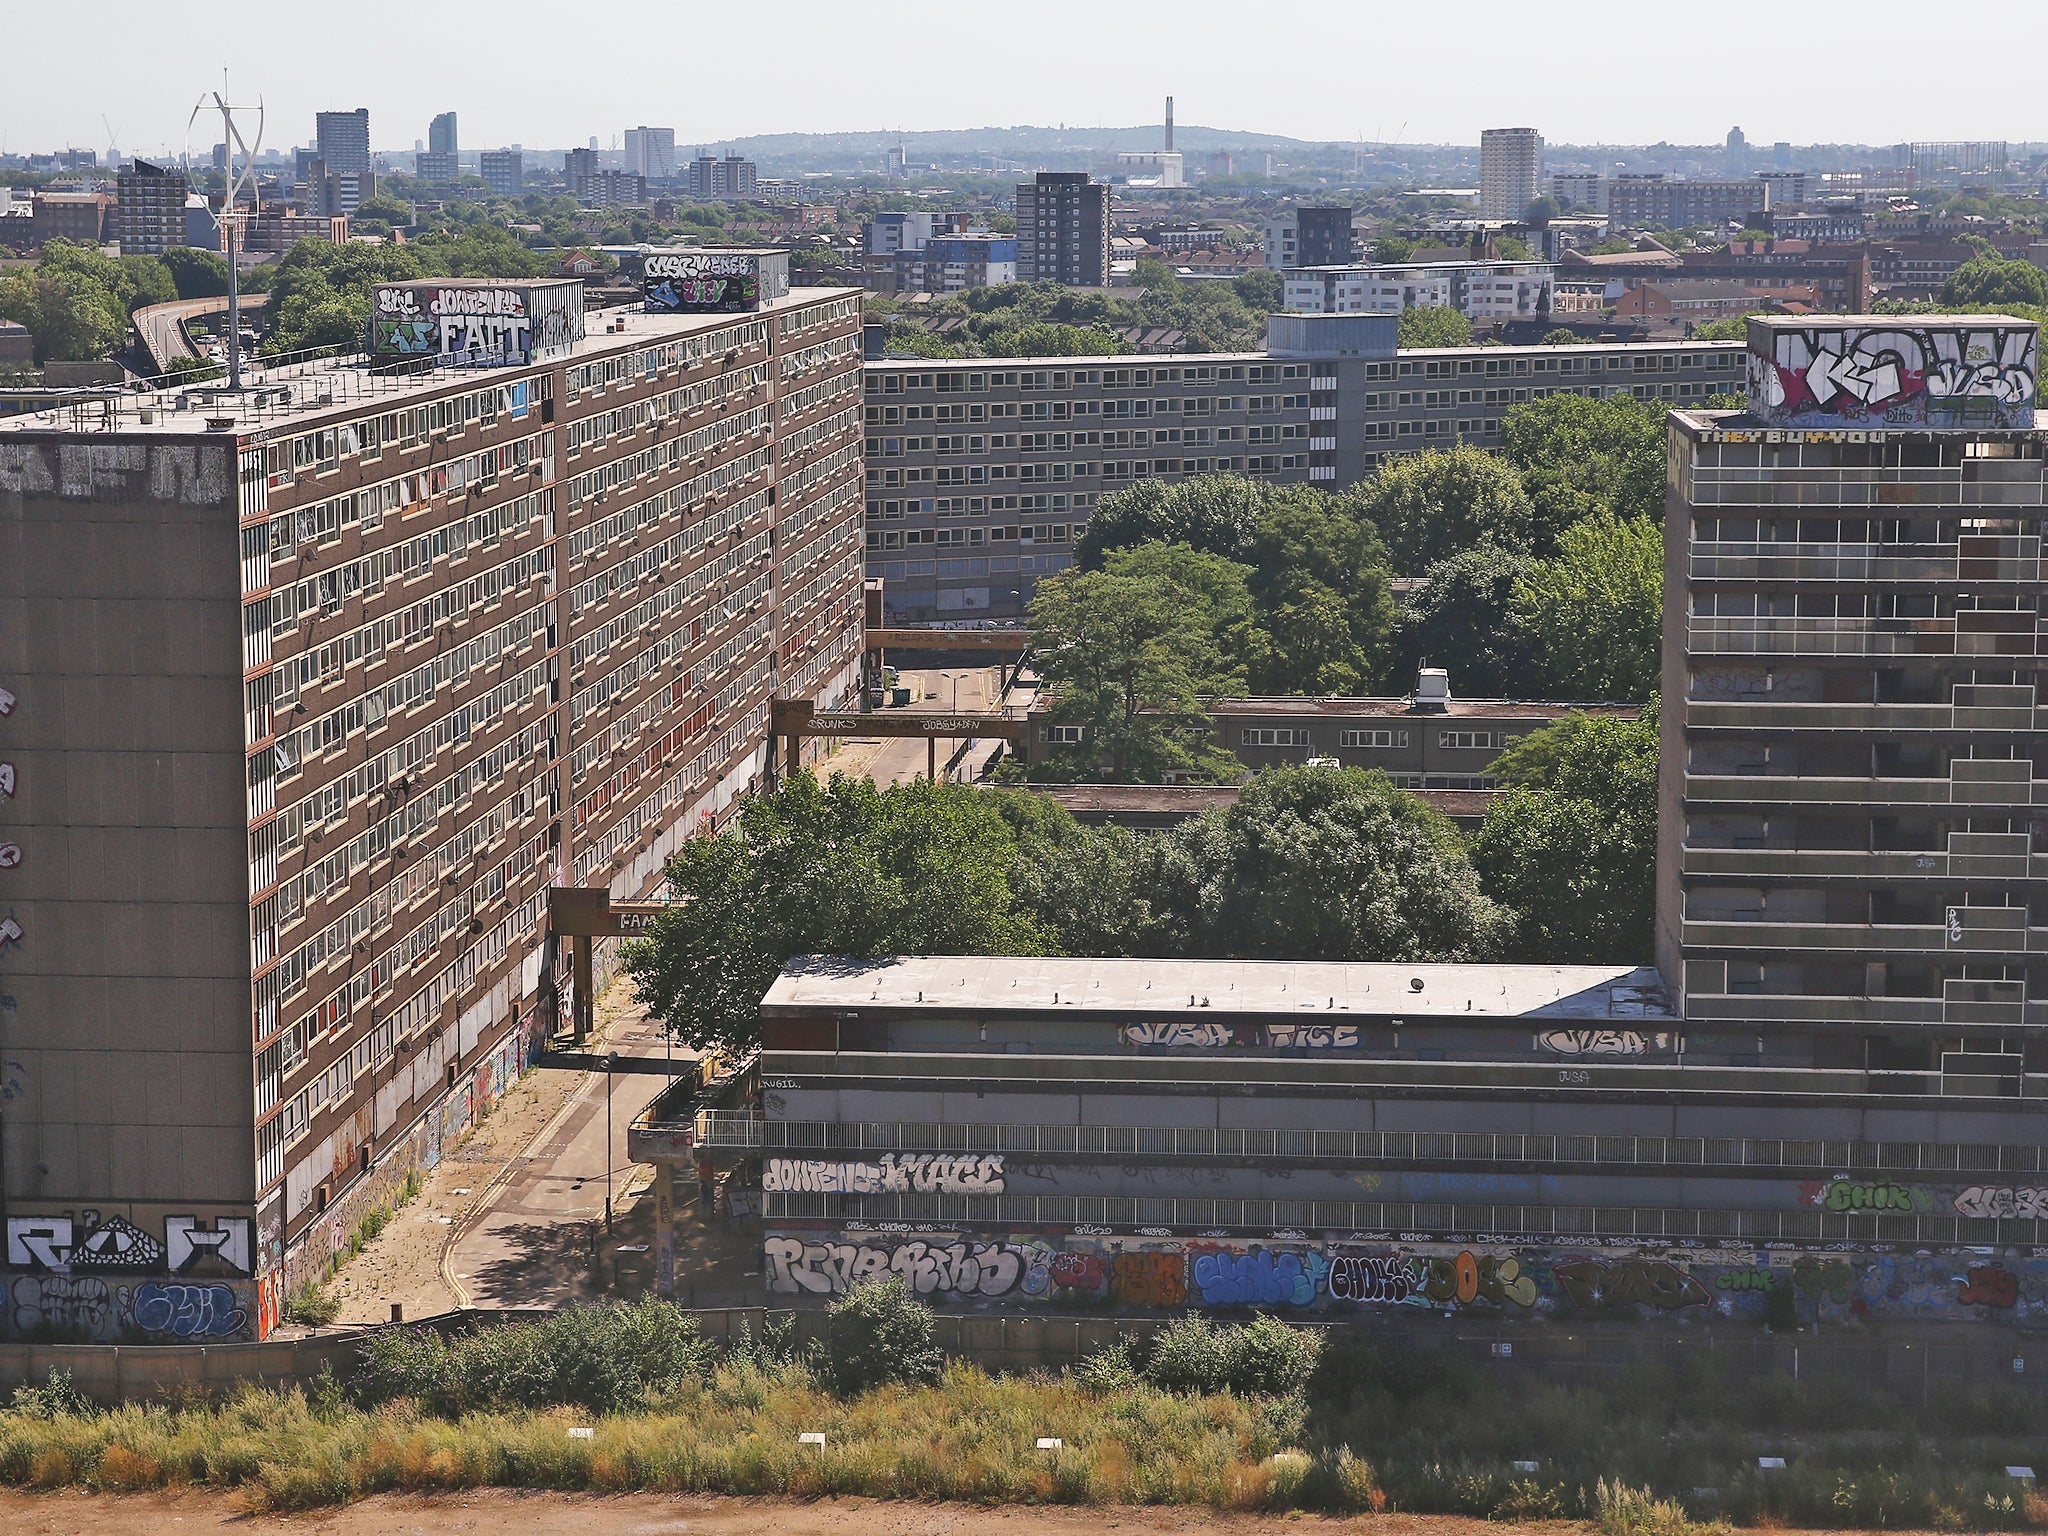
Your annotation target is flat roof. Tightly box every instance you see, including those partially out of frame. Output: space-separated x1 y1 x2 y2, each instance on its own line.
0 285 852 439
1195 696 1639 720
761 955 1672 1022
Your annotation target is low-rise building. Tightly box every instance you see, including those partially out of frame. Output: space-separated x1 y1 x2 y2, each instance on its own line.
1284 260 1556 322
30 190 110 246
891 234 1017 295
1024 670 1634 785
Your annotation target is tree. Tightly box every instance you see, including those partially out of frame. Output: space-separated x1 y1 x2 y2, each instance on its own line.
1471 706 1659 963
1396 305 1472 349
1942 255 2048 310
1349 445 1533 572
1541 326 1593 345
1499 391 1668 536
1512 510 1663 700
1372 234 1419 264
1077 473 1270 568
1232 268 1282 312
1154 767 1505 962
981 322 1125 357
1691 315 1757 342
620 774 1054 1056
1395 541 1537 696
1244 494 1397 694
1028 554 1244 783
160 246 231 301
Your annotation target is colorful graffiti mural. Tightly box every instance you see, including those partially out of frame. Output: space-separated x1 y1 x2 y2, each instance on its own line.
7 1274 257 1342
762 1154 1006 1195
1745 321 2037 428
763 1229 2048 1324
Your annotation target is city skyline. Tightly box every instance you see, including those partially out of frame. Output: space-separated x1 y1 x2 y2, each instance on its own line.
2 0 2042 161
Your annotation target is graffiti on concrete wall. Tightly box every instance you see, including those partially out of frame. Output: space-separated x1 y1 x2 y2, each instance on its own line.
8 1274 256 1342
6 1212 250 1277
1534 1029 1675 1056
763 1229 2048 1324
1798 1174 2048 1221
1747 322 2037 428
1119 1021 1362 1050
762 1153 1006 1195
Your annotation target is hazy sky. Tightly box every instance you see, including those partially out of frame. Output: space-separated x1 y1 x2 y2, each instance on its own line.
6 0 2043 157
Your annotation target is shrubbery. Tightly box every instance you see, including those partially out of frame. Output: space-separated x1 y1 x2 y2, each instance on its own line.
820 1278 946 1396
1139 1313 1323 1398
352 1300 716 1414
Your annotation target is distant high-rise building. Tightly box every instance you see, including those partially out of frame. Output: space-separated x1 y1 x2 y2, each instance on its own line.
480 150 523 196
624 126 677 181
303 158 374 217
428 112 458 155
1263 206 1354 272
1725 125 1749 176
110 159 188 256
1479 126 1542 220
1773 141 1793 170
414 151 459 182
687 153 757 198
564 147 598 197
1016 171 1109 286
314 109 371 176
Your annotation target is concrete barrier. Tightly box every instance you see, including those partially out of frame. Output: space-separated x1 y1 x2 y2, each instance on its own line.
2 1304 2042 1407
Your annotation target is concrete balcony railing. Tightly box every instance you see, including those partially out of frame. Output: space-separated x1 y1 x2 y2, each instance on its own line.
1683 701 2043 732
1681 911 2038 956
1686 772 2048 808
1680 839 2045 881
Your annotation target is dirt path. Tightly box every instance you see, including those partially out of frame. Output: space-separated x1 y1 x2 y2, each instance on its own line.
319 981 655 1326
0 1490 1952 1536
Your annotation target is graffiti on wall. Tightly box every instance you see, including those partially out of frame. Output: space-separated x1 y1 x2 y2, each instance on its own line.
368 284 579 364
1746 323 2038 428
643 251 762 314
1119 1021 1362 1050
8 1274 255 1342
1797 1174 2048 1222
762 1154 1006 1195
6 1212 250 1277
1534 1030 1675 1056
763 1230 2048 1324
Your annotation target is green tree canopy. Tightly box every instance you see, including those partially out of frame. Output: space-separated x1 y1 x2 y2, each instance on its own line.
1512 510 1664 700
1395 540 1537 696
1349 445 1533 572
0 241 174 363
1942 255 2048 310
981 322 1125 357
1077 472 1271 567
1396 305 1473 349
1500 391 1668 536
160 246 231 301
1471 705 1659 963
1027 550 1245 783
620 774 1056 1055
1153 767 1505 961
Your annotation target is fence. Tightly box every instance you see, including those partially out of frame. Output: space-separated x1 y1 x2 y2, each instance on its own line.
3 1305 2045 1408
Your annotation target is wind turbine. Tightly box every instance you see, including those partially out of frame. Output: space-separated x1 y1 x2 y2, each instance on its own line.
186 71 264 391
102 116 123 168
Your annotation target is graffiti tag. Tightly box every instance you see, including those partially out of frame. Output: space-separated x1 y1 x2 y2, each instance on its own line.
761 1153 1004 1196
132 1283 246 1338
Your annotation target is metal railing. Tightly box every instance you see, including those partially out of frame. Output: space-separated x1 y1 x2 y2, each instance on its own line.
696 1111 2044 1175
757 1189 2041 1250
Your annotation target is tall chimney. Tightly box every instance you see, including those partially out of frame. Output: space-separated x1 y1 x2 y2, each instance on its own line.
1165 96 1174 154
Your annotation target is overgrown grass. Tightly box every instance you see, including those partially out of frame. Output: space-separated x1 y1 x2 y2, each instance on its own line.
285 1168 429 1327
6 1308 2048 1526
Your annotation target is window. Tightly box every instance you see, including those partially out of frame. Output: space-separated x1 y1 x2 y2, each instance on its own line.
1340 729 1408 748
1046 725 1084 743
1241 727 1306 747
1439 730 1509 750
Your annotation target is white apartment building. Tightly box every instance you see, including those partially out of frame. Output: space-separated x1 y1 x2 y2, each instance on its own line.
1480 127 1542 220
1283 260 1557 322
623 126 677 182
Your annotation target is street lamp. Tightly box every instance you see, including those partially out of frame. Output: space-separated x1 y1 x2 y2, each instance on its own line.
604 1051 619 1233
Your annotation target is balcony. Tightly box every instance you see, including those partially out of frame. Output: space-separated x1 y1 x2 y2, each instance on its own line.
1680 836 2046 881
1681 909 2036 956
1685 700 2043 731
1686 771 2048 808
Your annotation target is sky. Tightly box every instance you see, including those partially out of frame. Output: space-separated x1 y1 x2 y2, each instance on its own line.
5 0 2045 158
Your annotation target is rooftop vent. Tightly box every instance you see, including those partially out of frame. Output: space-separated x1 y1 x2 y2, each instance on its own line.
1414 666 1452 712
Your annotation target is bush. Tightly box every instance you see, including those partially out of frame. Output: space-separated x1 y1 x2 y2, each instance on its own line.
1142 1313 1322 1398
352 1300 715 1414
1596 1477 1728 1536
9 1369 95 1420
821 1278 945 1397
283 1282 340 1327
